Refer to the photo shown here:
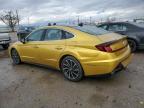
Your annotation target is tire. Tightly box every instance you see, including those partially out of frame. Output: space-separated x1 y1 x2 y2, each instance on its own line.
128 39 137 52
2 44 9 50
11 49 21 64
60 56 84 82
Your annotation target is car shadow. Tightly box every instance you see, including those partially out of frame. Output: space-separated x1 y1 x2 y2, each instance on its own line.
0 47 9 58
18 62 121 83
135 49 144 53
19 62 61 74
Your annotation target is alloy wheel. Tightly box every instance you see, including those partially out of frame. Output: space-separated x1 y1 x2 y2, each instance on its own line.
61 56 83 81
11 49 21 64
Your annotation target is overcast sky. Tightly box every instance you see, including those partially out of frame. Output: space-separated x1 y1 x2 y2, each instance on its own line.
0 0 144 25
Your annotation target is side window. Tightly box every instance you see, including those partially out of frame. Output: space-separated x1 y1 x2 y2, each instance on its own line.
44 29 62 40
122 25 127 31
108 24 127 31
63 31 74 39
27 30 44 41
100 25 108 30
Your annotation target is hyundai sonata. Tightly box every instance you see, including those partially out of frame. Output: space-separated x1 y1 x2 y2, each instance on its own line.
9 25 132 81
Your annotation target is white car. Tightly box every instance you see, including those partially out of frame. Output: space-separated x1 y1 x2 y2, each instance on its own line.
0 33 11 49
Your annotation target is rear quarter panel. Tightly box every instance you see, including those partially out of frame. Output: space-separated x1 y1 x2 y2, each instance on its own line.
127 31 144 46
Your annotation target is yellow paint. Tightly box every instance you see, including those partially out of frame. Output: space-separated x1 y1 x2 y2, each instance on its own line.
9 26 132 76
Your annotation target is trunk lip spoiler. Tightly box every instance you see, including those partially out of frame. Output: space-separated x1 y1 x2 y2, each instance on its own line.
97 37 127 46
111 44 128 52
96 37 128 53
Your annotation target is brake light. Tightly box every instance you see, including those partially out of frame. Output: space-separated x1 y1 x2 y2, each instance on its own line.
96 45 112 52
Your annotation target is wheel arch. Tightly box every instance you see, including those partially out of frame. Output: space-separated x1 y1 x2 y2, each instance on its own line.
9 46 20 58
58 54 85 78
59 54 80 69
10 47 18 53
127 37 139 46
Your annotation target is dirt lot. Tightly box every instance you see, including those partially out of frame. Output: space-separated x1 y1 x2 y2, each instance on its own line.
0 46 144 108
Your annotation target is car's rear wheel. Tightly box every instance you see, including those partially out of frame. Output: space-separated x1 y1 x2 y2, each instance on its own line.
128 39 137 52
11 49 21 64
60 56 84 82
2 44 9 50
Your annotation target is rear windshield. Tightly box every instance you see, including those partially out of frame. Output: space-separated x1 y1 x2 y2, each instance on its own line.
73 25 111 36
130 22 144 28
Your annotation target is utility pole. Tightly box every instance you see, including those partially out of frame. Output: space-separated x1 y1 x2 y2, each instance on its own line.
77 16 80 24
90 16 92 24
16 10 20 40
16 10 20 30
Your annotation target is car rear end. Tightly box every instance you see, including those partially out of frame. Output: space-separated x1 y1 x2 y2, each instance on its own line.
96 33 131 72
83 33 132 76
73 26 132 76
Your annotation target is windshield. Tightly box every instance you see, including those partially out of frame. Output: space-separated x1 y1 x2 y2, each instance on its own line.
73 25 111 36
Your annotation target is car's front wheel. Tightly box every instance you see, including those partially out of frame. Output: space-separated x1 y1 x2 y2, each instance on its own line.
11 49 21 64
60 56 84 82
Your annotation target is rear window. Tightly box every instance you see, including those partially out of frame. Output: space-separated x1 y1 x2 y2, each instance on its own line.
73 25 111 36
130 22 144 28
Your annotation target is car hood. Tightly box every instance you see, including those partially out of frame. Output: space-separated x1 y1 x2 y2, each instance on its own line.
0 33 10 40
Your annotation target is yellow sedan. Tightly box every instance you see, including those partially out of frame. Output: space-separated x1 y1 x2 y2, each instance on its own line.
9 25 132 81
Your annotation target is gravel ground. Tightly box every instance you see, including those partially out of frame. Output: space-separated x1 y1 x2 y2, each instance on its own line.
0 40 144 108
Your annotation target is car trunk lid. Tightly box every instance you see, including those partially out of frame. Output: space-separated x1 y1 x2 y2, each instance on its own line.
96 33 128 53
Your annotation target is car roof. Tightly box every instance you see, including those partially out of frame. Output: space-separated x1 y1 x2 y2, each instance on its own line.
39 25 72 29
33 25 80 34
38 25 83 31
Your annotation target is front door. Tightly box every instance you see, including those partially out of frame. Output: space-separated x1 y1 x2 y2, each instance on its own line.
19 29 45 63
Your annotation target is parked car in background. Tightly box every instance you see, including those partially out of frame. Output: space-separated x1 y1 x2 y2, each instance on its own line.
0 33 11 49
97 22 144 52
9 26 132 81
17 26 35 40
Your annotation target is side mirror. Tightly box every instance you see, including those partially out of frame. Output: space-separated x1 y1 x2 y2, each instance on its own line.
20 38 26 44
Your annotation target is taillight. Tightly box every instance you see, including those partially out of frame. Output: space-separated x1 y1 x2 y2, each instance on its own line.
96 44 112 52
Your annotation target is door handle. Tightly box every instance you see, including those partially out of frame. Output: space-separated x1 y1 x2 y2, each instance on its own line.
33 46 39 48
56 47 63 50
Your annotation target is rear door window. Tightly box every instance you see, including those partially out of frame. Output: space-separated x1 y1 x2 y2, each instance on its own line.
63 31 74 39
44 29 63 41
